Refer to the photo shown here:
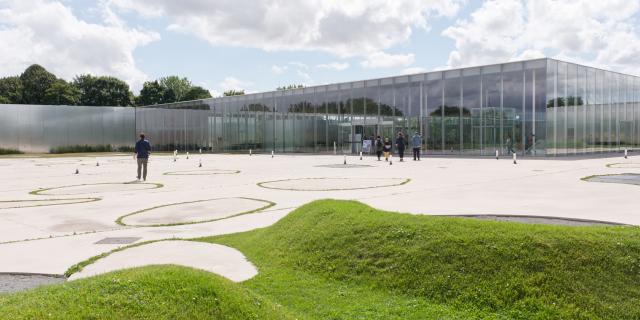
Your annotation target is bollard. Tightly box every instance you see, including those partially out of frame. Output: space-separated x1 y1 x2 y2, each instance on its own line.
389 154 393 165
199 148 202 154
344 155 347 165
199 159 202 168
496 150 499 160
271 150 274 158
625 149 628 159
359 151 363 160
186 152 190 160
173 150 178 162
513 153 517 165
333 142 337 155
250 149 252 156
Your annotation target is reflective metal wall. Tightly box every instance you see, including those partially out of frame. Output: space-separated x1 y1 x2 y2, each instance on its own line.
0 104 134 153
205 59 550 156
3 58 640 156
546 59 640 155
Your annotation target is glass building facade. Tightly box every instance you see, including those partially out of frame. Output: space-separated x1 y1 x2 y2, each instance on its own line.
1 58 639 156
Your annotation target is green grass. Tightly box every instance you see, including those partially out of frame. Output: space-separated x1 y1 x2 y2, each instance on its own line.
0 265 295 320
0 147 23 155
201 200 640 319
3 200 640 319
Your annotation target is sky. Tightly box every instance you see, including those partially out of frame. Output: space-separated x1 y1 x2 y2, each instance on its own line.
1 0 640 96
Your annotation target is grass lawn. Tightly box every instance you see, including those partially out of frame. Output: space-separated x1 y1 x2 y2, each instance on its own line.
2 200 639 319
202 200 640 319
0 265 295 320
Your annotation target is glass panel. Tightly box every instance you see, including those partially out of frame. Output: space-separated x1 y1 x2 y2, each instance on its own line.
502 65 524 155
443 73 461 153
425 75 443 153
483 67 501 155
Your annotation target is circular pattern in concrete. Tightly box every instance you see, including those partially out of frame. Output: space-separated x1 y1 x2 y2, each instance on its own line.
583 173 640 186
314 164 373 169
0 198 100 210
117 197 274 227
31 182 163 196
258 177 410 191
0 273 66 294
457 215 624 226
164 169 240 175
606 163 640 169
69 240 257 282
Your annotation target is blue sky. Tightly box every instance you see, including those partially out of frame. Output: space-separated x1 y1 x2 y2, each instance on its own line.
1 1 639 95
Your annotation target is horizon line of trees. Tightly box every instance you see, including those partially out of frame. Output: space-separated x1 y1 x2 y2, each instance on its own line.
0 64 213 107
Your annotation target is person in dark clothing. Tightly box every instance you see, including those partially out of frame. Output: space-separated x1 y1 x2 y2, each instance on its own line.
383 138 392 161
375 136 383 161
395 132 406 162
135 133 152 181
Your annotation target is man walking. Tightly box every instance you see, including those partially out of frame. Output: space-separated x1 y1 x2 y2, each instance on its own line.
135 133 151 181
411 132 422 161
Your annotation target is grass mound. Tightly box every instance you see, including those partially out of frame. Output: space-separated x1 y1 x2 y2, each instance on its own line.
0 265 294 320
204 200 640 319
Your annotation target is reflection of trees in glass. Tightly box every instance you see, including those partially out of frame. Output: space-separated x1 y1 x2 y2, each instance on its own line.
351 98 381 115
287 101 313 113
241 103 271 112
322 98 403 116
546 96 584 108
429 105 470 117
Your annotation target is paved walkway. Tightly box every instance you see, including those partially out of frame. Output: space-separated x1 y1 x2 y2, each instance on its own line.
0 153 638 282
69 240 257 282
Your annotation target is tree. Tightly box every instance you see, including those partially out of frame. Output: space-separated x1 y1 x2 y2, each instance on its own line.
136 80 166 106
43 80 81 105
0 76 23 104
224 89 245 96
277 84 305 91
159 76 191 102
73 74 133 106
182 86 212 101
20 64 57 104
0 96 10 104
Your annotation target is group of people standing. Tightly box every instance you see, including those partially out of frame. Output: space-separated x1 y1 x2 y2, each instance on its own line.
374 132 422 162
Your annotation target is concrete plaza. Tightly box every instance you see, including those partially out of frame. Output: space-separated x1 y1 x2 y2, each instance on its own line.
0 152 638 282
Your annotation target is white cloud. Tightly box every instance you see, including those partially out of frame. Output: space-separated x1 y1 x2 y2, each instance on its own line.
288 61 309 70
442 0 640 74
316 62 349 71
109 0 462 65
0 0 159 92
361 51 415 69
296 70 313 85
219 76 252 92
271 65 288 75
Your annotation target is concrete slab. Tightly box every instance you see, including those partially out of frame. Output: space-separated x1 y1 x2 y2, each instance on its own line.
258 177 410 191
0 153 638 279
120 197 272 226
69 240 257 282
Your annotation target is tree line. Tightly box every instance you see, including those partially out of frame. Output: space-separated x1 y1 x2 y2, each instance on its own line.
0 64 212 107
